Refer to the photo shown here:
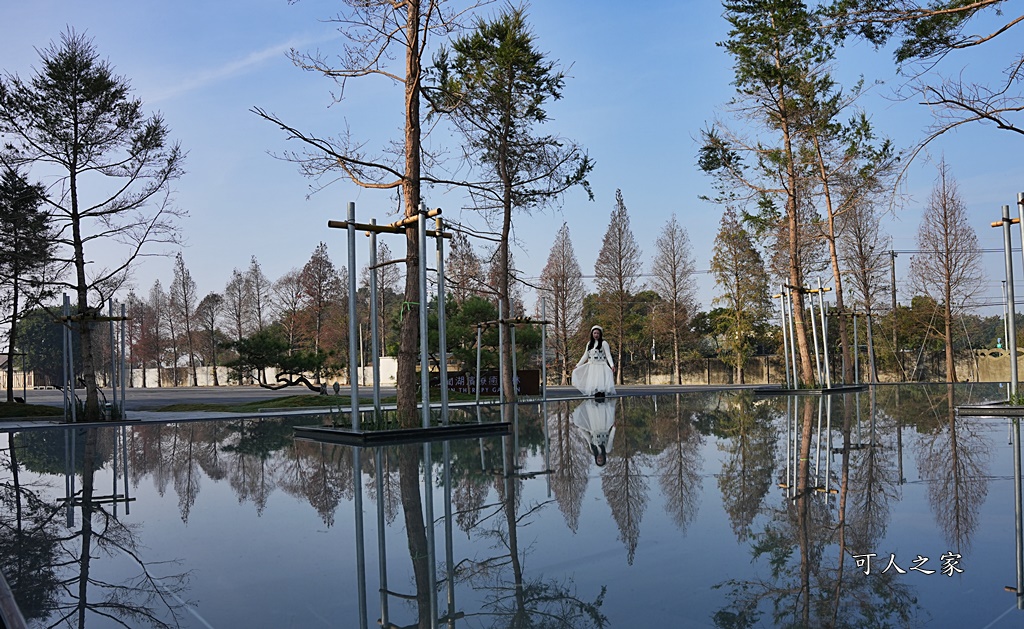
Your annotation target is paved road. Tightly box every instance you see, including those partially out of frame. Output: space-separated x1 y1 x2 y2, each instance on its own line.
21 382 773 411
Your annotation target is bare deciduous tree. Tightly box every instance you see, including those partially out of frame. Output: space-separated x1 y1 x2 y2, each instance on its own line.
650 215 697 385
909 160 982 382
273 269 304 354
247 255 271 333
170 252 199 386
594 190 643 385
539 223 586 385
840 201 890 382
195 292 224 386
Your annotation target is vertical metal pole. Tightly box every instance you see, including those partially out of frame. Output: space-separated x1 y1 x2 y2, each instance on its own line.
498 299 505 404
436 217 449 422
541 298 548 399
475 325 482 405
785 286 799 387
853 314 860 384
809 289 822 385
511 325 518 398
347 202 361 430
369 220 381 412
890 250 899 381
375 448 389 626
120 304 126 416
779 291 791 389
818 279 832 389
62 294 69 422
1005 204 1019 398
419 204 431 428
109 299 117 417
1005 280 1011 352
65 295 77 423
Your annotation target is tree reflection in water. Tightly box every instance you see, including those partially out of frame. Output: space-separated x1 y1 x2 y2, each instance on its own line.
3 427 190 628
915 383 991 552
712 394 920 628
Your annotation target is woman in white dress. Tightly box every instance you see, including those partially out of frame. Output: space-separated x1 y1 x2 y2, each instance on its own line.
571 325 616 397
572 398 617 466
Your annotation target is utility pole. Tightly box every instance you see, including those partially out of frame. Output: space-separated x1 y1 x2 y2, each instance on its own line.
890 250 901 381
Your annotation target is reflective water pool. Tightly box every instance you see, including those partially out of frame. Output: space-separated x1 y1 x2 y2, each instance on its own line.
1 384 1022 627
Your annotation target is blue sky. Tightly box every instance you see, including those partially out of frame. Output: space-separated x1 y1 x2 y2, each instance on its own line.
2 1 1022 319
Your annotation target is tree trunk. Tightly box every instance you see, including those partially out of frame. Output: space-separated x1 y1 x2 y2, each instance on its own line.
396 0 423 426
945 303 957 382
6 277 18 402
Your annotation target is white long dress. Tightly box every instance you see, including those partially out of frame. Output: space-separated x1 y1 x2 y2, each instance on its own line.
572 398 617 454
571 340 616 396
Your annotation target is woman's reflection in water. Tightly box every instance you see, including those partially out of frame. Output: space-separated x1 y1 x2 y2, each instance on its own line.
572 398 617 467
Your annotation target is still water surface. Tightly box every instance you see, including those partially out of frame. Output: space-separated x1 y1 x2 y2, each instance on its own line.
1 384 1022 628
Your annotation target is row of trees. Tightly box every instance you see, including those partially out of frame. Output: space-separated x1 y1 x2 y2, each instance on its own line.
2 1 1018 418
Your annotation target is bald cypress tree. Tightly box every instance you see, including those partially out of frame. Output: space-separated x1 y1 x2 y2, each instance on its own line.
711 208 771 384
595 190 643 385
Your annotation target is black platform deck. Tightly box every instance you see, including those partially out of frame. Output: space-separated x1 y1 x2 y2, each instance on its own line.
293 421 511 446
753 384 868 396
957 403 1024 417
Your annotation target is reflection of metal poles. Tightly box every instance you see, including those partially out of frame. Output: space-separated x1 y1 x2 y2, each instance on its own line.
374 449 389 627
1013 417 1024 609
353 448 369 628
443 438 456 626
423 442 438 624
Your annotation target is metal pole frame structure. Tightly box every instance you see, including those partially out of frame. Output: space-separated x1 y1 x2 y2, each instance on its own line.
475 325 483 404
369 219 382 413
853 313 860 385
347 202 361 430
808 288 823 386
498 299 505 404
436 216 450 423
541 298 548 398
817 278 832 389
995 205 1019 399
785 286 800 388
109 299 117 418
777 290 792 389
62 294 77 423
327 203 448 430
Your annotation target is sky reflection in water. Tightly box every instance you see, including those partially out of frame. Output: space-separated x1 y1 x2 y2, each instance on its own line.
1 383 1022 628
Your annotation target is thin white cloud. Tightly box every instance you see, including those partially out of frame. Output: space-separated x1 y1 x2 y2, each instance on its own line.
150 32 338 103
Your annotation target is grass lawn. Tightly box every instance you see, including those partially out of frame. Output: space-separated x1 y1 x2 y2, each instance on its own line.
153 391 491 413
0 401 64 419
